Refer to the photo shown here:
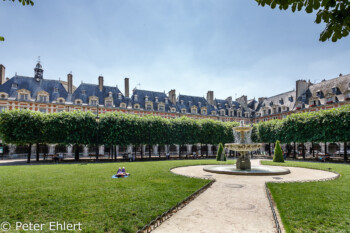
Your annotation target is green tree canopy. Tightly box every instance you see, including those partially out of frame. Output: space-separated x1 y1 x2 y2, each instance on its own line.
256 0 350 42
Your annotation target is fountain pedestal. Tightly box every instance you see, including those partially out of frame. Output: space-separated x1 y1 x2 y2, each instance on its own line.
236 154 251 170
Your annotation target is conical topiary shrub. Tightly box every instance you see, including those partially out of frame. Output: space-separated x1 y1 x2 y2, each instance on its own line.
273 140 284 162
216 143 226 161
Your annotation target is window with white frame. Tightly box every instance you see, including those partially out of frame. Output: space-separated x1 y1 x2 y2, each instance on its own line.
158 105 165 111
105 101 113 107
134 104 140 109
91 100 97 106
220 110 225 116
12 83 18 88
20 94 28 100
146 104 152 110
39 108 47 113
0 94 7 99
118 93 122 100
120 103 126 108
39 95 47 102
211 111 216 115
181 108 186 113
201 109 207 115
191 107 197 114
170 107 176 112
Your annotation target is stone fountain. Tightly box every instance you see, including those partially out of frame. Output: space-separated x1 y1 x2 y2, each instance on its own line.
203 120 290 176
225 120 261 170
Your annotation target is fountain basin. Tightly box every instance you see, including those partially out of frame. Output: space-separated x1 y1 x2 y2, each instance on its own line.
203 165 290 176
225 143 262 152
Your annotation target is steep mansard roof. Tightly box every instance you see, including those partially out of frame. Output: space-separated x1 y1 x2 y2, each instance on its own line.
0 76 68 102
307 74 350 104
256 90 296 112
176 94 216 114
72 83 125 106
131 89 176 111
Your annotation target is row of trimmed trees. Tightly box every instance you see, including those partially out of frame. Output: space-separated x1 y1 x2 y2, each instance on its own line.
0 110 239 163
254 104 350 160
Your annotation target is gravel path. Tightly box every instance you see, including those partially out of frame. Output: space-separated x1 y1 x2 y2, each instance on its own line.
153 159 338 233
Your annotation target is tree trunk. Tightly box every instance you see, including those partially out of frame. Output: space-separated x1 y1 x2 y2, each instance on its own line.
141 144 143 159
206 144 208 157
312 142 315 157
324 142 327 154
268 143 272 156
179 145 182 158
149 145 151 159
135 146 137 160
27 143 32 163
344 142 348 163
302 143 305 160
293 142 296 159
74 144 80 161
36 143 40 162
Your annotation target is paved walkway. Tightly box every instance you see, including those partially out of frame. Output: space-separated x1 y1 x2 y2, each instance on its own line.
154 160 338 233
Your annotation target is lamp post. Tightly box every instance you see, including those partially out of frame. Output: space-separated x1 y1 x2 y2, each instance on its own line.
96 104 100 161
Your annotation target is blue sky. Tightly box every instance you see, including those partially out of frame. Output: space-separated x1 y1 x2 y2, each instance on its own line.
0 0 349 100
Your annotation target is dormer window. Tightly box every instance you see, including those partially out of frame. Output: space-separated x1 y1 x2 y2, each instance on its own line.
302 94 306 100
332 87 339 95
120 103 126 108
155 97 158 103
118 93 122 100
191 106 197 114
245 112 249 118
165 98 168 104
146 104 152 110
158 104 165 111
12 83 18 89
82 90 86 95
269 101 273 106
220 109 225 116
201 109 207 115
0 94 6 99
54 88 58 93
211 111 216 116
91 100 97 106
170 107 176 112
181 108 186 113
145 96 149 102
134 95 138 101
198 102 202 107
76 100 82 105
134 104 140 109
289 96 294 102
316 91 323 98
279 98 284 104
20 94 28 100
188 101 192 106
180 100 184 105
105 100 113 107
108 92 113 98
39 95 47 102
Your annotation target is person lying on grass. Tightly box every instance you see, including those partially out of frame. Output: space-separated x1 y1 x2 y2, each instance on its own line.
116 167 130 177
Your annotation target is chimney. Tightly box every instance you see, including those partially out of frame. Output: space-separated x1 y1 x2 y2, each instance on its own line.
0 64 5 85
98 76 104 92
258 97 266 104
225 96 232 106
296 80 308 100
236 95 247 105
67 73 73 94
168 89 176 105
124 77 129 98
207 91 214 105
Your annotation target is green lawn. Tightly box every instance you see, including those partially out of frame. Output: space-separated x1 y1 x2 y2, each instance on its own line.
262 161 350 233
0 160 228 233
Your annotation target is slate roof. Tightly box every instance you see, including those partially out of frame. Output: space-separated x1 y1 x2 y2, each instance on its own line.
308 74 350 103
0 76 68 102
177 94 215 114
131 89 176 111
72 83 125 106
256 90 296 113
